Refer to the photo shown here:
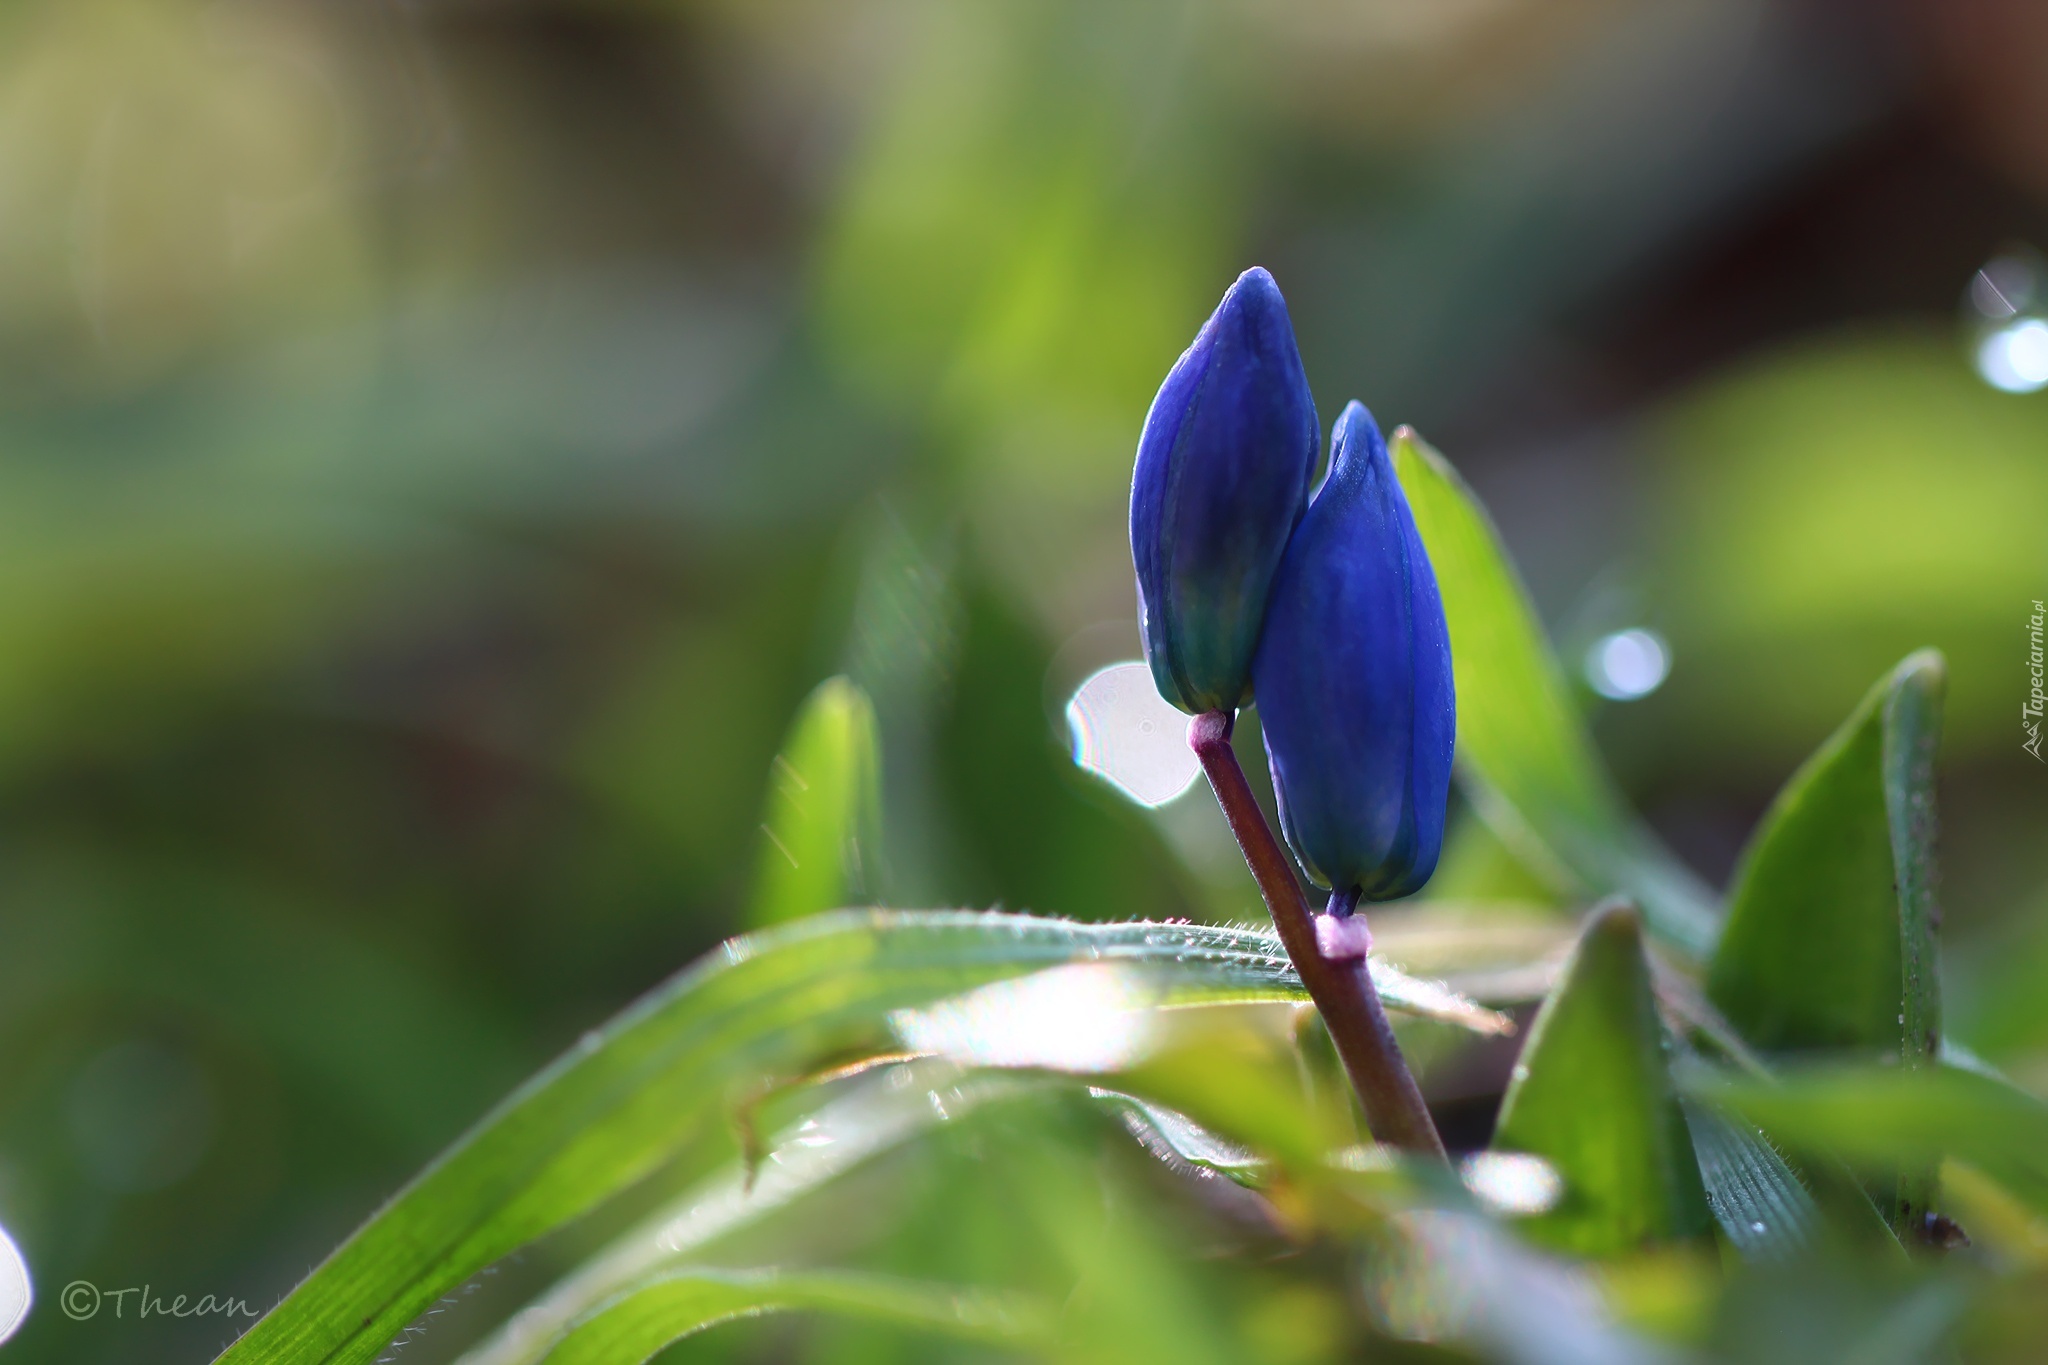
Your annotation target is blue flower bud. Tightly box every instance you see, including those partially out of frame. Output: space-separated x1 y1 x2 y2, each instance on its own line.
1131 267 1319 714
1252 402 1455 900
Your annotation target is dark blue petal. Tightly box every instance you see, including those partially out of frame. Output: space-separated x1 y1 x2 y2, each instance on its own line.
1131 267 1318 714
1252 402 1455 900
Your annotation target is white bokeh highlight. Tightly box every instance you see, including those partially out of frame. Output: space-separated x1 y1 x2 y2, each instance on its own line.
1066 662 1201 807
890 963 1158 1073
1584 628 1670 701
0 1222 30 1346
1460 1151 1564 1217
1977 317 2048 394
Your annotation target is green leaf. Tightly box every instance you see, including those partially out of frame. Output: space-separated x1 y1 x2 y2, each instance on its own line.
1705 652 1945 1232
461 1061 1040 1365
214 911 1497 1365
1688 1064 2048 1221
1678 1095 1819 1260
1391 428 1718 956
537 1267 1050 1365
748 676 884 927
1707 652 1945 1057
1491 902 1710 1255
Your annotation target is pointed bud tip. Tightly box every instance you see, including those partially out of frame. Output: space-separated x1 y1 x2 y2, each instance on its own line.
1895 647 1947 691
1232 264 1279 292
1328 401 1388 472
1218 266 1289 328
1586 898 1643 939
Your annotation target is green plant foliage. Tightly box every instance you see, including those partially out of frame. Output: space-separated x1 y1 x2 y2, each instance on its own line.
748 676 885 927
1690 1064 2048 1221
1707 653 1945 1057
458 1061 1042 1365
1390 428 1718 957
1491 902 1710 1255
211 911 1497 1365
535 1267 1050 1365
1705 652 1945 1233
1679 1096 1819 1261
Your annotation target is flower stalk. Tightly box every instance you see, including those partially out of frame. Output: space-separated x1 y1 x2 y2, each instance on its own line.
1188 710 1446 1160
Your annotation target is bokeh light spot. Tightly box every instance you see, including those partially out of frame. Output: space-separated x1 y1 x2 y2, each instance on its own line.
890 963 1157 1073
1975 318 2048 394
1459 1151 1563 1217
0 1222 29 1345
1584 628 1670 701
1065 662 1201 807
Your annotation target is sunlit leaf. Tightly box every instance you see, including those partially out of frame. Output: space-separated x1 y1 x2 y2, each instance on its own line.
213 910 1497 1365
536 1267 1050 1365
1492 903 1711 1255
1705 651 1945 1232
748 676 884 927
1092 1088 1266 1181
1391 428 1718 956
461 1060 1034 1365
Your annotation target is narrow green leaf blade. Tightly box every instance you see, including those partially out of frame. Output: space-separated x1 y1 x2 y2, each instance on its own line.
1706 653 1943 1055
541 1268 1050 1365
1492 902 1710 1255
1705 652 1945 1232
213 911 1496 1365
1678 1094 1819 1260
1391 428 1718 956
1883 653 1943 1074
461 1061 1033 1365
1688 1064 2048 1220
748 676 883 927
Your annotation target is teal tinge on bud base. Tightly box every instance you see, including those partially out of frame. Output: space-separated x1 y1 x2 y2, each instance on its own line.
1253 402 1456 905
1130 267 1318 715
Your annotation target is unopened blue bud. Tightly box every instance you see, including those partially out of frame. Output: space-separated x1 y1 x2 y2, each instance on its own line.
1252 402 1455 900
1131 267 1318 714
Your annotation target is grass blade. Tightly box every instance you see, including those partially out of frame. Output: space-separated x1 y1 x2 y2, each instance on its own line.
748 676 884 927
539 1268 1050 1365
1687 1063 2048 1221
1705 652 1945 1232
214 911 1497 1365
1679 1095 1818 1261
463 1060 1032 1365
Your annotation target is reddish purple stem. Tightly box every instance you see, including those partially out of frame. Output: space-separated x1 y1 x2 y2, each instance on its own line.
1188 710 1447 1160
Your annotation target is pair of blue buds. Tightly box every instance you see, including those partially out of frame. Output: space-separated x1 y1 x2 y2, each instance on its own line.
1130 268 1454 902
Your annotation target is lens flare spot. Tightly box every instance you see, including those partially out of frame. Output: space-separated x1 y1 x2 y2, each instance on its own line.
1459 1151 1563 1217
1066 662 1201 807
0 1222 29 1346
1584 628 1669 701
890 963 1157 1073
1977 317 2048 394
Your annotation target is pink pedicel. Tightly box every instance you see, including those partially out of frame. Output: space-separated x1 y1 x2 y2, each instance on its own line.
1314 912 1373 962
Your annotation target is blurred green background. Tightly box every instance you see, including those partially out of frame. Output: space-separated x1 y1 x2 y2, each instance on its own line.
0 0 2043 1359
